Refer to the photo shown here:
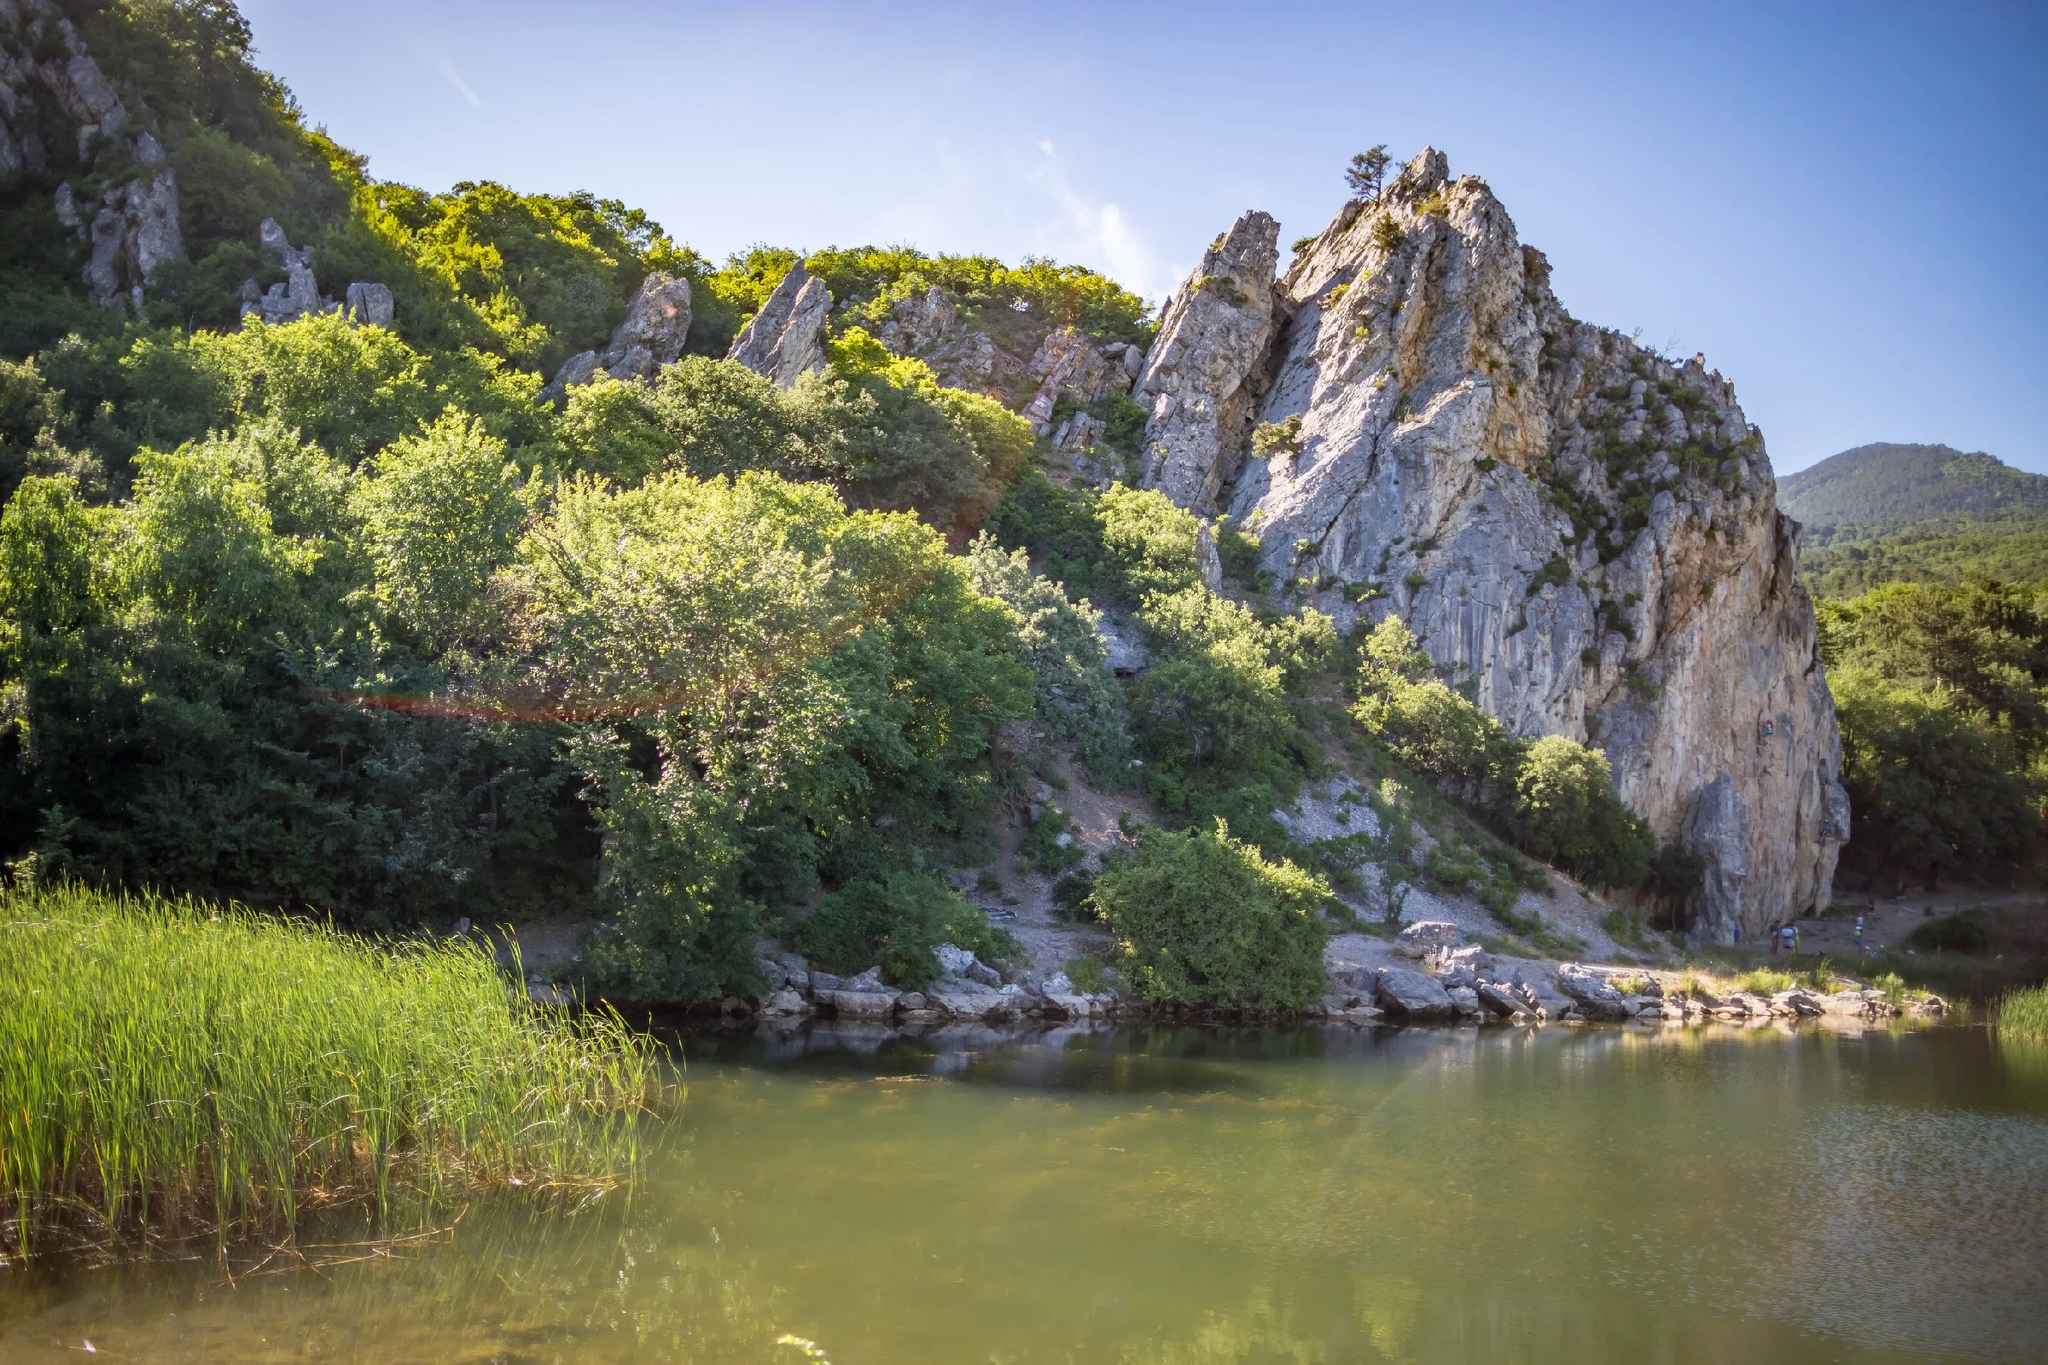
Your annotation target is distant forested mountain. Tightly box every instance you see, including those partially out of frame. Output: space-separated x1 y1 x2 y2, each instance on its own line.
1783 444 2048 595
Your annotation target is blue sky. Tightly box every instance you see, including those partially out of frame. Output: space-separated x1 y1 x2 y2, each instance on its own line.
239 1 2047 474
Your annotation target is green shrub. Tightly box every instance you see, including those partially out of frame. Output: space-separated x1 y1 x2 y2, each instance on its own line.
1495 735 1654 889
797 872 1016 989
1064 954 1108 993
965 535 1130 776
1908 913 1991 954
1022 806 1087 875
1352 617 1502 780
1050 870 1097 921
1527 556 1572 593
1252 414 1303 459
1370 216 1404 252
1091 820 1332 1009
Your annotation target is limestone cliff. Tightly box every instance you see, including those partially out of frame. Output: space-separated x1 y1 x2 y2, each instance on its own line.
1136 149 1847 940
2 0 185 314
727 262 829 388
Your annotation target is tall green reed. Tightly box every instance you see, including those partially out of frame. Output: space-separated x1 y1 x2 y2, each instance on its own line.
1996 982 2048 1041
0 884 664 1255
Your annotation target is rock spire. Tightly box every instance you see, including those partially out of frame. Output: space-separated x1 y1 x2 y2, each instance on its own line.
1131 149 1847 941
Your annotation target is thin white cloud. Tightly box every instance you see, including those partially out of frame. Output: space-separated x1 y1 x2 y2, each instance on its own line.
1024 142 1170 302
436 59 483 109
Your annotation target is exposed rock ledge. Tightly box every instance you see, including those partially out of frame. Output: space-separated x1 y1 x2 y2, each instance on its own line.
1130 149 1847 942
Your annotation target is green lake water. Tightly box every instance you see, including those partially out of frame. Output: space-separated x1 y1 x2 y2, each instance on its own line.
3 1022 2045 1363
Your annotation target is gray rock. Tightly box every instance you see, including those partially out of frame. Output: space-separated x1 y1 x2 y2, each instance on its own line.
896 991 927 1011
1446 986 1481 1017
1477 981 1529 1018
1555 966 1624 1005
756 957 790 990
934 943 979 976
551 350 601 391
1021 328 1129 436
930 989 1016 1021
1095 615 1150 676
1395 919 1464 959
545 271 692 393
5 6 188 309
1043 971 1074 996
344 281 396 327
761 989 810 1016
259 216 306 269
526 979 572 1007
808 970 850 994
876 285 956 354
606 271 692 371
1130 209 1281 509
963 960 1002 988
1373 965 1454 1019
727 263 829 388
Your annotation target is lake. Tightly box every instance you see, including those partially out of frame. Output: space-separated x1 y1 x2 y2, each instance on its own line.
2 1021 2044 1363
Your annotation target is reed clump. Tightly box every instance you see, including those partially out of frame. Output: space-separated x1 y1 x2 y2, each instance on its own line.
1 884 664 1257
1996 982 2048 1041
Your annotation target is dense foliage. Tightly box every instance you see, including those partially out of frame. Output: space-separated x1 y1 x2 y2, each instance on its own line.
1091 820 1332 1009
1818 579 2047 882
1782 444 2048 596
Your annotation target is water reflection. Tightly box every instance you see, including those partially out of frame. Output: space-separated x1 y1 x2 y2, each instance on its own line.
1 1024 2042 1364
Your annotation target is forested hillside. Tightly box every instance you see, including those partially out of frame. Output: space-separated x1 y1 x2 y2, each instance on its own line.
1783 443 2048 595
5 1 2037 1000
1777 443 2048 886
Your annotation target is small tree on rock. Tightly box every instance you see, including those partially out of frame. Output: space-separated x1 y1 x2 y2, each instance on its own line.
1346 146 1392 199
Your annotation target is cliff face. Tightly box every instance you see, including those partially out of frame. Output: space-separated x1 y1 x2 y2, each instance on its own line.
1 0 186 315
1135 149 1847 940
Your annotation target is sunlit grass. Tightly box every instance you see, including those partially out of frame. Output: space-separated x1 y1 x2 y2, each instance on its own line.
0 884 665 1257
1734 968 1796 996
1996 983 2048 1041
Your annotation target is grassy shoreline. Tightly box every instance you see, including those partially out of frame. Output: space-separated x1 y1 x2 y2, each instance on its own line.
0 885 665 1259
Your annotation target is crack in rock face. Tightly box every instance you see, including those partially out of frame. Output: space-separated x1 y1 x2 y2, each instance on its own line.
1131 148 1846 942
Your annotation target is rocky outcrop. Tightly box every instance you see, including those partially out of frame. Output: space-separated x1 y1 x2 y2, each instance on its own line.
727 262 829 387
1131 210 1281 507
3 0 187 314
233 218 396 330
241 218 329 323
1132 150 1846 940
544 271 692 395
869 282 1144 449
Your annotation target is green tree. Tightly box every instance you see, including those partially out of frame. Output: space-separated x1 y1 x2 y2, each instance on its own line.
797 871 1016 988
1831 665 2037 879
352 411 526 648
1496 735 1653 888
1092 820 1332 1009
1345 145 1392 199
1351 616 1503 780
965 534 1129 776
